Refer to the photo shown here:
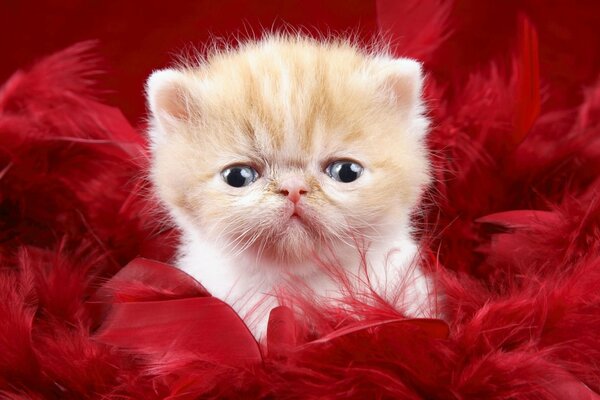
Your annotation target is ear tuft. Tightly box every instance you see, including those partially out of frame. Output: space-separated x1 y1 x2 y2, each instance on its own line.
146 69 198 129
378 58 424 111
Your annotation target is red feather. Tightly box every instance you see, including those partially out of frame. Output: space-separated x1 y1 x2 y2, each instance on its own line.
512 15 541 146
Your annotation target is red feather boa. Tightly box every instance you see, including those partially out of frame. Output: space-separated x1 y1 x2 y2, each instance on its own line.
1 5 599 400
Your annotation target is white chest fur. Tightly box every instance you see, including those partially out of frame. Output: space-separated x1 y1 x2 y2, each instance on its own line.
177 227 433 340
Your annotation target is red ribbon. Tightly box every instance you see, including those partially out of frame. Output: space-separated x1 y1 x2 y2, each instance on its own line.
91 258 448 365
90 258 262 364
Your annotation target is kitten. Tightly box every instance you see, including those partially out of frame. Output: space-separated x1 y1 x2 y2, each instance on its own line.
146 35 433 340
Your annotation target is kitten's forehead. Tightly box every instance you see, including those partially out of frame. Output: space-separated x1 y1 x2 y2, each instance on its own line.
199 40 384 156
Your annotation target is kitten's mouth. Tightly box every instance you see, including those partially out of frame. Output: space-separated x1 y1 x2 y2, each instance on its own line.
245 205 324 263
288 207 307 223
282 206 314 230
287 213 304 226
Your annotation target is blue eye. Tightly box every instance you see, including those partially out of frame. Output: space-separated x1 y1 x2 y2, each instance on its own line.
222 166 258 187
326 160 364 183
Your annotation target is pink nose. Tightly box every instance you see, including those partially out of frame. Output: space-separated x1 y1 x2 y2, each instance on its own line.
278 177 309 203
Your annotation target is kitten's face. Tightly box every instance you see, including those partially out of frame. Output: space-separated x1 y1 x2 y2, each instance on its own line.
147 38 430 266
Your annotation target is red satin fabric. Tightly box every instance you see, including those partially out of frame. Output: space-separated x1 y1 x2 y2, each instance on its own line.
92 258 449 365
92 258 260 365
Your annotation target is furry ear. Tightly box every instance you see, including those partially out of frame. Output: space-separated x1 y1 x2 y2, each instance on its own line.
146 69 199 133
377 58 424 112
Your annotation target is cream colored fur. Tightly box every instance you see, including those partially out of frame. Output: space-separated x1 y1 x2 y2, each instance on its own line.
146 35 434 340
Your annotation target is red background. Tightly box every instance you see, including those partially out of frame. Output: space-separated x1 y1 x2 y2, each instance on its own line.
1 1 600 397
2 0 599 125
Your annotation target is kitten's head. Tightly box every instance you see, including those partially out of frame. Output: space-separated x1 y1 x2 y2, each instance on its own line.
147 36 430 266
